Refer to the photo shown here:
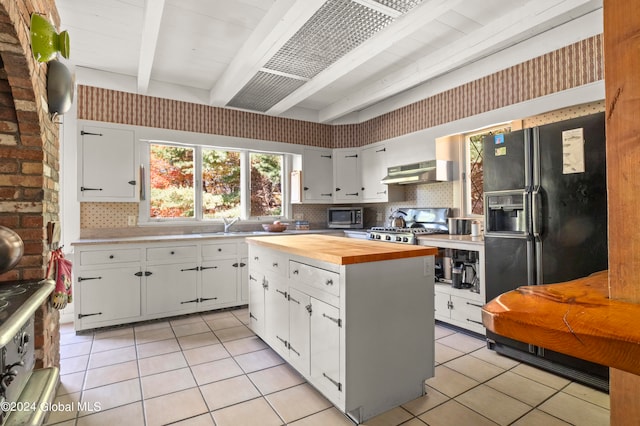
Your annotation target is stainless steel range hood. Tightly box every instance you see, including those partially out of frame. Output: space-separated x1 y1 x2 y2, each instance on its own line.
381 160 453 185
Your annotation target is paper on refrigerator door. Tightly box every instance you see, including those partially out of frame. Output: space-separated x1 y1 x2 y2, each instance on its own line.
562 127 585 174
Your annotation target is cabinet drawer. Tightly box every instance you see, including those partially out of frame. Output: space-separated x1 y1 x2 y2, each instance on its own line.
450 295 484 327
250 247 287 276
290 261 339 297
80 248 141 266
202 242 237 258
146 245 197 262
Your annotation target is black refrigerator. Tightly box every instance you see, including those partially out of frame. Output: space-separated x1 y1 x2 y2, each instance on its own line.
483 112 609 391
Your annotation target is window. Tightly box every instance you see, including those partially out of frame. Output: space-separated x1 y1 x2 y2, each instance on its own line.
146 141 285 222
464 126 511 216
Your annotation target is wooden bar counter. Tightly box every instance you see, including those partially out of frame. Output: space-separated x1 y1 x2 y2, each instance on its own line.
482 270 640 376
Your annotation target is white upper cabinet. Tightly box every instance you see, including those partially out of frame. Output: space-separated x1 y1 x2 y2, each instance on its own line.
78 125 138 202
333 148 361 202
360 143 403 203
300 147 334 203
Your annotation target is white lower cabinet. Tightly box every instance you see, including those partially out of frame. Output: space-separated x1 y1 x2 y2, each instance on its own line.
76 266 141 327
146 263 199 315
199 259 238 309
309 297 341 402
434 285 485 334
248 243 435 423
73 238 249 331
287 288 310 374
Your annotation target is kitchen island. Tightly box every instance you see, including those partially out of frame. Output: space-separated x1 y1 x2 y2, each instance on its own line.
246 234 437 423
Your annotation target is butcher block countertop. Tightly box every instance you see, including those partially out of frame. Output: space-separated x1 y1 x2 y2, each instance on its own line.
482 270 640 376
246 234 437 265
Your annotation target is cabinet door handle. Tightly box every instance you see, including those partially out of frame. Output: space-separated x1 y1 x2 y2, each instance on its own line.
276 335 288 347
322 373 342 391
466 302 484 308
322 313 342 327
109 255 114 259
276 289 287 298
289 295 300 304
288 343 300 357
321 154 332 159
78 276 101 282
80 187 102 192
304 187 309 191
180 266 199 272
321 193 332 197
78 312 102 319
249 275 257 281
292 269 299 275
199 297 218 302
200 266 218 270
239 262 246 267
325 279 334 286
335 187 341 192
346 192 359 196
180 299 199 304
376 148 386 153
232 263 239 267
127 180 136 186
467 318 483 325
272 262 278 267
377 190 387 195
80 130 103 136
249 312 257 320
345 154 358 158
305 304 312 315
145 271 152 276
254 256 259 261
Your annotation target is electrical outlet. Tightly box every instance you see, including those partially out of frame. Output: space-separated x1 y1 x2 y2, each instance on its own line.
293 213 304 220
127 215 137 226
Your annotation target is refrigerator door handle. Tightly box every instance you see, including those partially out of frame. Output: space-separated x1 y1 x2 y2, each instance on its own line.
527 237 536 285
535 236 543 285
531 188 542 237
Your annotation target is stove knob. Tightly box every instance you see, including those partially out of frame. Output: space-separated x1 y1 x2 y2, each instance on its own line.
375 235 381 239
385 235 391 241
395 236 402 242
403 237 409 242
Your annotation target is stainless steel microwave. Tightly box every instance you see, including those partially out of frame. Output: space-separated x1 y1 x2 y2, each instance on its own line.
327 207 363 229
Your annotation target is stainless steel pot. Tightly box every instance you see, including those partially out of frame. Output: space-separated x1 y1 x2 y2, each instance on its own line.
0 226 23 274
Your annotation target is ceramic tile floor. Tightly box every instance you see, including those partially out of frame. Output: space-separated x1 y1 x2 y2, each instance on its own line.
50 308 610 426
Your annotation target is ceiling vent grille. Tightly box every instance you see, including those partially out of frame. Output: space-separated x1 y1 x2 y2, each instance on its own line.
264 0 393 80
227 0 424 112
227 71 306 112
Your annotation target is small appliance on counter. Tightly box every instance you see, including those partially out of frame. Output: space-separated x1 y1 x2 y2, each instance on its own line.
327 207 363 229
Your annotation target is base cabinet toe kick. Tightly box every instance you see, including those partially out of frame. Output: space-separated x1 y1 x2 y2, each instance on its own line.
247 241 435 423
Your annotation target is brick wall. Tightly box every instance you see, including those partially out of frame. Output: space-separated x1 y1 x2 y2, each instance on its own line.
0 0 61 369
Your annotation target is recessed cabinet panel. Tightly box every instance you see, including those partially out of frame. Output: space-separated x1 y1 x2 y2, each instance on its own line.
310 298 341 402
302 148 334 203
80 248 141 266
248 269 265 336
200 259 238 308
288 288 311 375
79 125 137 201
334 149 361 202
146 245 197 262
264 279 290 356
146 263 198 314
77 266 141 326
202 243 237 258
290 261 339 297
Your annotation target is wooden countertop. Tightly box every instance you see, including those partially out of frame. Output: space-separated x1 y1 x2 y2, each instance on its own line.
482 270 640 375
246 234 438 265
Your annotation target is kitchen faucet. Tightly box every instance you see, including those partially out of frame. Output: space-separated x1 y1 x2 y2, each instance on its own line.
223 217 240 233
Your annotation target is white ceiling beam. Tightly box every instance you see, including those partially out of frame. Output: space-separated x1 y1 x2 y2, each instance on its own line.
318 0 602 122
208 0 328 106
266 0 462 116
137 0 166 94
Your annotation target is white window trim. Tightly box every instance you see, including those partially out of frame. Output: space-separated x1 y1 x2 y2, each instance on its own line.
138 139 290 226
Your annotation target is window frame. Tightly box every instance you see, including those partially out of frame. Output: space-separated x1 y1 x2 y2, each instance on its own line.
139 139 291 225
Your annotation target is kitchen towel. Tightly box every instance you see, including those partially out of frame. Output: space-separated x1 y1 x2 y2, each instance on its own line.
47 248 73 310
